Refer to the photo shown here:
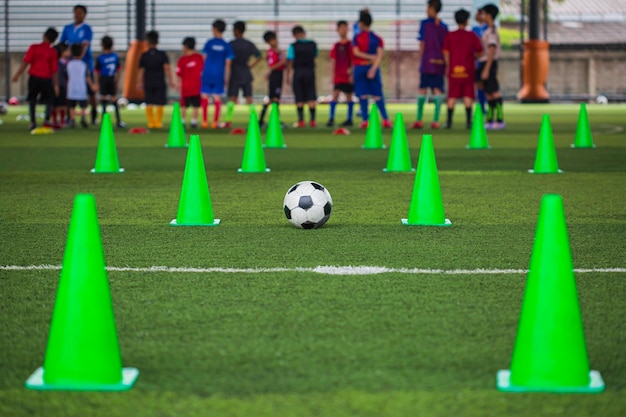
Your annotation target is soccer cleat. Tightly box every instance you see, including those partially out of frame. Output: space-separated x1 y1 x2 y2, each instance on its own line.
484 122 494 130
293 121 306 128
259 122 267 129
80 119 89 128
201 121 209 129
445 123 452 129
411 121 424 129
224 121 232 128
190 120 198 129
465 122 472 130
29 122 37 131
52 123 63 130
116 121 127 129
211 121 218 129
431 121 440 129
310 120 317 128
43 121 53 129
360 121 369 129
382 119 392 128
340 119 354 127
493 121 506 130
326 119 334 127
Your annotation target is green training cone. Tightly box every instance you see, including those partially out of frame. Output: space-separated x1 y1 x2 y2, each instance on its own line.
497 194 604 393
363 103 385 149
166 102 188 148
264 102 286 148
91 113 124 173
571 102 595 148
170 135 220 226
467 105 490 149
402 134 451 226
529 114 563 174
383 113 414 172
238 112 270 173
25 194 139 391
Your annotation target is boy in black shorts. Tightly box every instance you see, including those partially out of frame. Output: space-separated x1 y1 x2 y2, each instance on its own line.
478 3 504 129
95 35 125 128
138 30 175 129
286 25 318 128
258 31 286 128
225 21 262 127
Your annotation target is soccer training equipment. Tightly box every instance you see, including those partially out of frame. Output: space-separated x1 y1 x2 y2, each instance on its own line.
283 181 333 229
529 114 563 174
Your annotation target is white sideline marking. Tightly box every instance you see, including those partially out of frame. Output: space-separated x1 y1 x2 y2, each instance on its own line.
0 265 625 275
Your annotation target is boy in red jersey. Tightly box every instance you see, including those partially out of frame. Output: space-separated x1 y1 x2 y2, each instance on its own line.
442 9 483 129
327 20 354 127
258 30 286 127
12 27 59 130
177 37 204 128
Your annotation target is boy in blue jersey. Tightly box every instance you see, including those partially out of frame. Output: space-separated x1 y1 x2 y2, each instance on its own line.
59 4 97 124
414 0 448 129
201 19 234 129
472 7 488 116
352 11 391 129
95 36 125 128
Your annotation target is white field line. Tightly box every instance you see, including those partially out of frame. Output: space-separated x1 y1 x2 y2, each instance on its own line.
0 265 625 275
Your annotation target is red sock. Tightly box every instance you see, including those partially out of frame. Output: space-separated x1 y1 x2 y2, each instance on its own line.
213 100 221 122
201 97 209 123
51 109 58 124
59 109 66 124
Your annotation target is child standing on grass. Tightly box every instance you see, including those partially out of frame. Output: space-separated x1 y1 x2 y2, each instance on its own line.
138 30 175 129
95 35 125 128
472 8 489 117
479 3 505 130
443 9 483 129
327 20 355 128
201 19 234 129
286 25 318 128
176 37 204 129
352 11 391 129
67 43 98 128
11 27 59 131
258 30 286 128
225 21 262 128
52 43 70 129
414 0 448 129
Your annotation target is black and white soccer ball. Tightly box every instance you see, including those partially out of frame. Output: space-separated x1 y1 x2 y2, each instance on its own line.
0 101 8 115
283 181 333 229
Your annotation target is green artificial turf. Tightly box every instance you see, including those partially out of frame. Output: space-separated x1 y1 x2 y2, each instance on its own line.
0 103 625 416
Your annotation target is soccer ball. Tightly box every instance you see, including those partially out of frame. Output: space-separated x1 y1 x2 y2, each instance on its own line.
283 181 333 229
0 101 8 115
596 95 608 105
117 97 129 108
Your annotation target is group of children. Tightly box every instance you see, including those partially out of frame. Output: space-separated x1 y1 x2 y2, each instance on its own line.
12 5 126 130
139 9 391 131
416 0 504 130
13 1 504 132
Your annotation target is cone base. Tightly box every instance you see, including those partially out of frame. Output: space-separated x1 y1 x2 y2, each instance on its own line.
165 144 188 148
25 366 139 391
496 370 605 393
570 144 596 149
383 168 415 173
90 168 125 174
170 218 221 226
362 145 387 150
238 168 271 173
466 145 491 150
528 169 564 174
401 218 452 227
263 144 287 149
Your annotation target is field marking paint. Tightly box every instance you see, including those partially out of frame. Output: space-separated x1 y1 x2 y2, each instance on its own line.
1 265 625 276
595 124 624 136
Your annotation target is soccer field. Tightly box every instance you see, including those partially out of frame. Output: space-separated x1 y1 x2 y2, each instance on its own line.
0 103 625 417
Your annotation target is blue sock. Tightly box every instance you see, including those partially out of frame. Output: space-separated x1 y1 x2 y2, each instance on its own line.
347 102 354 121
376 98 389 121
477 89 487 115
359 98 369 121
329 101 337 120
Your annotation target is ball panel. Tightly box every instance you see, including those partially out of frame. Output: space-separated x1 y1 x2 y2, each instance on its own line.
306 205 325 223
298 195 314 210
323 202 332 216
284 192 301 210
289 207 308 227
284 205 292 220
301 221 317 229
310 189 328 206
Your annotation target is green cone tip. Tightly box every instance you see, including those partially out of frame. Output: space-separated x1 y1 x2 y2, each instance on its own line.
166 102 188 148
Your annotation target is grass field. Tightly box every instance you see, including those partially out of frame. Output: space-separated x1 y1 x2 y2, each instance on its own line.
0 102 625 417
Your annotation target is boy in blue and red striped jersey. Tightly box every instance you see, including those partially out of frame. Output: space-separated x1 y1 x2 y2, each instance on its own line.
352 11 391 129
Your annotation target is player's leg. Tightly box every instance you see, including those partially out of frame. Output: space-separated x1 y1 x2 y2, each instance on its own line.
475 62 487 116
343 84 355 126
292 71 305 127
414 73 429 128
27 77 38 129
80 101 89 127
188 96 200 128
42 78 54 127
243 82 255 120
431 75 446 128
212 93 222 128
353 66 369 127
68 101 77 127
370 69 390 127
462 80 475 129
304 71 317 127
200 84 211 128
328 88 340 126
